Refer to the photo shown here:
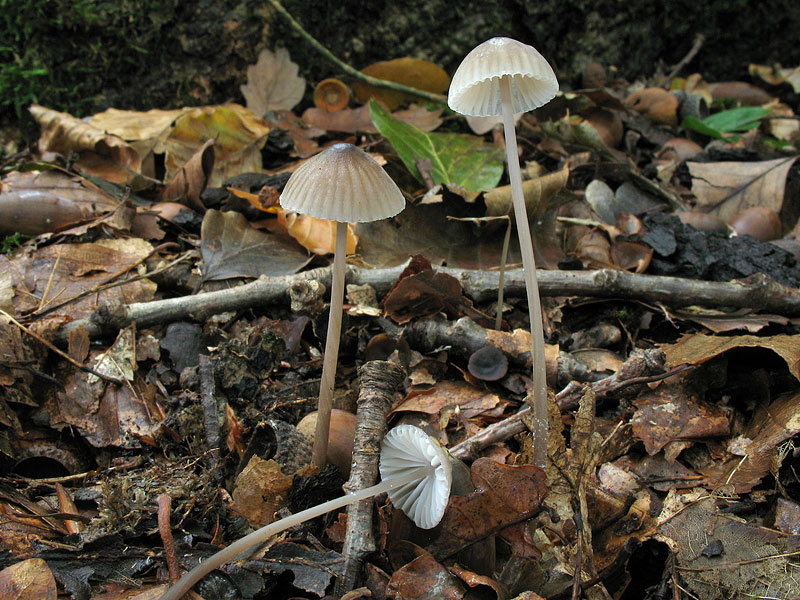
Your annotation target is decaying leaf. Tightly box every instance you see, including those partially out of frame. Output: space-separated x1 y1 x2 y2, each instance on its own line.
426 458 547 560
254 542 343 596
352 57 449 110
631 383 731 458
240 47 306 116
663 333 800 381
0 558 57 600
277 209 358 255
392 380 503 421
383 261 493 327
701 390 800 492
230 456 292 527
160 138 215 212
162 104 271 187
749 62 800 94
200 209 311 281
386 549 465 600
484 167 569 218
30 104 142 185
687 157 798 222
658 495 800 600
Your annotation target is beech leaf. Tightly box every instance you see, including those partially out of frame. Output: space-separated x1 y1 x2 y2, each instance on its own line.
369 99 504 191
200 209 311 281
240 47 306 116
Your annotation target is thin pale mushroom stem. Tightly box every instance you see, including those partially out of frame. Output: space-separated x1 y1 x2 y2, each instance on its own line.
499 74 549 469
158 466 432 600
312 220 349 467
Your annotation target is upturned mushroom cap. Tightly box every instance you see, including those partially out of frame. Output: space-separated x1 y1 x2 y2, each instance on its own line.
448 37 558 117
379 425 452 529
280 143 405 223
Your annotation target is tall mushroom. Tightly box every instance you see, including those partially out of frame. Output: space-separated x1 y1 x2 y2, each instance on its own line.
158 425 452 600
280 143 405 467
448 38 558 468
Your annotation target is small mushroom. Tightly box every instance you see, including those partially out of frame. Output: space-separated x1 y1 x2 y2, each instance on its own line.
448 37 558 468
468 345 509 381
281 143 405 467
314 78 350 112
158 425 452 600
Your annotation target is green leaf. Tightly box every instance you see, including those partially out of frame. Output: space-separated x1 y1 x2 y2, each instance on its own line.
369 99 504 191
681 115 731 140
681 106 773 141
703 106 771 133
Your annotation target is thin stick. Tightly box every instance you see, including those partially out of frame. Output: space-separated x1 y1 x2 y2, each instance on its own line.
266 0 447 105
495 215 512 330
313 221 348 467
500 74 549 469
0 307 123 385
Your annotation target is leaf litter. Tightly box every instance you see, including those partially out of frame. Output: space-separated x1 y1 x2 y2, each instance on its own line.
0 32 799 600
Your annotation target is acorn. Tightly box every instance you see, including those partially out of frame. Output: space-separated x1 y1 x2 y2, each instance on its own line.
730 206 782 241
297 409 357 475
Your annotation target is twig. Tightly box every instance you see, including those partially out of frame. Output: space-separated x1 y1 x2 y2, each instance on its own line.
0 307 124 385
266 0 447 105
31 243 186 320
55 263 800 343
660 34 705 87
335 359 405 596
158 494 182 585
449 361 690 461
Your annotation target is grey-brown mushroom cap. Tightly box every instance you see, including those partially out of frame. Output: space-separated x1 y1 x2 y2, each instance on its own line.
448 37 559 117
379 425 452 529
280 143 405 223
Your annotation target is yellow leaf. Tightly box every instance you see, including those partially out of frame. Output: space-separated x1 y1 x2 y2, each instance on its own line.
278 209 358 255
352 57 449 110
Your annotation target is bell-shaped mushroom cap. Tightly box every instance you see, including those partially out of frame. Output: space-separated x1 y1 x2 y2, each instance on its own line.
379 425 452 529
280 143 405 223
448 37 558 117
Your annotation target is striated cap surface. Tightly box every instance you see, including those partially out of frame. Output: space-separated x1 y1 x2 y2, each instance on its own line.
280 143 405 223
380 425 452 529
448 37 558 117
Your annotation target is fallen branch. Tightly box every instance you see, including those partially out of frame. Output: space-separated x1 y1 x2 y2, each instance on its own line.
56 263 800 342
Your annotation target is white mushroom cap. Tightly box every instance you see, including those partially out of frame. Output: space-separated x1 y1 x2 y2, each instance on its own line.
280 143 405 223
379 425 452 529
448 37 559 117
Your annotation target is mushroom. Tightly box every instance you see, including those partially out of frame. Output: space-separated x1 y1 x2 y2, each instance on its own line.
158 425 451 600
314 78 350 112
448 37 558 468
281 143 405 467
468 345 509 381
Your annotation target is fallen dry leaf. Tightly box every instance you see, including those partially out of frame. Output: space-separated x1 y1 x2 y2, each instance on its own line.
386 550 465 600
277 209 358 255
687 156 798 222
231 456 292 527
352 57 449 110
200 209 312 281
702 389 800 492
30 104 142 185
663 333 800 381
0 558 57 600
160 138 215 212
162 104 271 187
301 103 443 134
240 47 306 116
426 458 547 560
632 383 731 458
658 494 800 600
